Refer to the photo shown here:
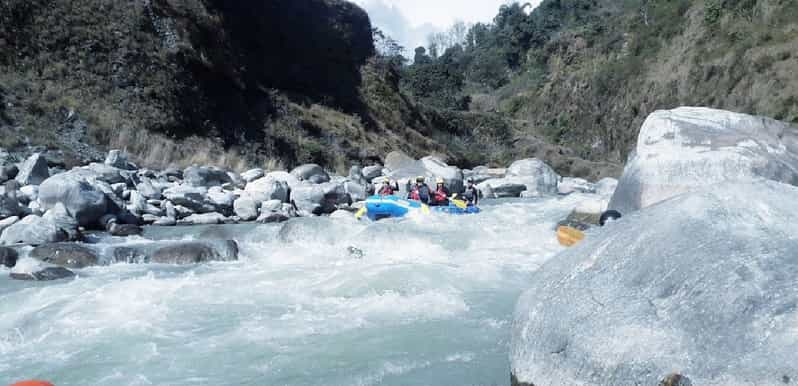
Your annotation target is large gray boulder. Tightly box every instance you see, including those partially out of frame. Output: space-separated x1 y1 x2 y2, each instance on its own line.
557 177 595 195
383 152 464 194
477 159 559 198
206 186 235 212
85 162 126 184
15 153 49 186
233 195 260 221
137 178 163 200
609 107 798 213
0 216 19 235
0 214 69 245
241 168 265 183
0 153 19 182
595 177 619 197
38 170 108 226
162 185 216 213
511 180 798 386
30 242 99 269
290 164 330 184
183 166 232 187
361 164 383 181
291 181 350 215
244 176 290 203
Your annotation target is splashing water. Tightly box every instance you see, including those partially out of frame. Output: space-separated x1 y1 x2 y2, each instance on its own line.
0 194 592 385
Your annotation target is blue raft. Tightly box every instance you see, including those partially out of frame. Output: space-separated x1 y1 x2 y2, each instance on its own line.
358 195 479 221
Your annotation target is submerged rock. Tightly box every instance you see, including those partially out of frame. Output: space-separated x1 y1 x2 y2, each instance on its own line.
10 266 75 281
151 240 238 264
30 242 99 269
610 107 798 213
511 180 798 385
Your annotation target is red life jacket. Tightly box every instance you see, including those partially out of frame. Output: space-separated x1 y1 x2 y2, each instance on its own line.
379 186 394 195
434 188 447 202
409 188 421 200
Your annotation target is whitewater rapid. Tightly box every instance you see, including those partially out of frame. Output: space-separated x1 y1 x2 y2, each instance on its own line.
0 194 591 385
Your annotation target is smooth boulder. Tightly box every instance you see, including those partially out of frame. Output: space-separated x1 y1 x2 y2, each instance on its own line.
511 180 798 386
290 164 330 184
609 107 798 213
0 214 69 245
244 176 290 203
38 171 108 226
291 182 350 215
183 166 232 187
233 195 260 221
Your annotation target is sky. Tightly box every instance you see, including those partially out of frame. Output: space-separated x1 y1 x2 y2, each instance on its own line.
352 0 537 52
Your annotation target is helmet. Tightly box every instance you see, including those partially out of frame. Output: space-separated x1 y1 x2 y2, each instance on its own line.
467 178 474 184
436 178 445 184
382 177 390 184
416 176 425 183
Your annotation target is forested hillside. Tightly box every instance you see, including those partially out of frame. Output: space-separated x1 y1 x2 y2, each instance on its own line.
402 0 798 164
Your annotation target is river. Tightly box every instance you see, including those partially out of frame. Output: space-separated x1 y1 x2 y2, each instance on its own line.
0 194 592 386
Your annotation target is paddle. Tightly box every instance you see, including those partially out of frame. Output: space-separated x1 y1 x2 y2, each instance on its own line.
449 193 468 209
355 207 367 220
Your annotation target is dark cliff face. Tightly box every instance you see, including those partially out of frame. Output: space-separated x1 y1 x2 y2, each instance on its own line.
0 0 375 163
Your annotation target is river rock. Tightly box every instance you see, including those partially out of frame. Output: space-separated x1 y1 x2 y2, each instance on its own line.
0 214 68 246
384 151 417 172
361 164 383 180
137 178 163 200
0 191 25 218
85 162 126 184
595 177 619 197
43 203 80 240
290 164 330 184
0 160 19 183
257 212 289 223
207 186 235 212
30 242 99 269
163 185 215 213
477 179 527 198
507 158 560 194
1 246 18 267
511 180 798 386
15 153 49 186
19 185 38 203
609 107 798 213
557 177 595 195
233 195 259 221
153 216 177 226
104 149 134 170
10 266 76 281
109 223 143 237
183 166 232 187
178 212 227 225
38 170 109 226
241 168 265 183
151 240 238 264
291 181 350 215
245 176 289 203
0 216 19 234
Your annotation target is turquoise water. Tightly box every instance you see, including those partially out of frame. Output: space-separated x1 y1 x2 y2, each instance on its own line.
0 195 585 386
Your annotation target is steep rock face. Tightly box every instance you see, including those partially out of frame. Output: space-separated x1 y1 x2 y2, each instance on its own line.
0 0 374 162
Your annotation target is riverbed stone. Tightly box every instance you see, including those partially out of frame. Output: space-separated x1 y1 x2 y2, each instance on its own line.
151 240 238 264
30 242 99 269
10 266 75 281
0 246 18 268
290 164 330 183
38 170 109 226
15 153 49 186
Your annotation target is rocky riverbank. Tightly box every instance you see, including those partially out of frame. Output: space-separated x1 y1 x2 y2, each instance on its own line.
1 145 606 281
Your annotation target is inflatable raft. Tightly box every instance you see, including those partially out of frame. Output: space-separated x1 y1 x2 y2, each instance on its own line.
357 195 479 221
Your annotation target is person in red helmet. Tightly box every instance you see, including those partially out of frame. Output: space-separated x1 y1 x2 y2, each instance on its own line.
430 177 450 206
